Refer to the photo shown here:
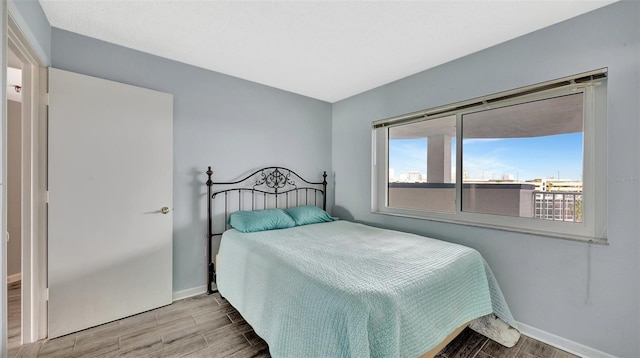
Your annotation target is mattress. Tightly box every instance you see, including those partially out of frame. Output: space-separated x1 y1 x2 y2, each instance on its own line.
217 220 516 358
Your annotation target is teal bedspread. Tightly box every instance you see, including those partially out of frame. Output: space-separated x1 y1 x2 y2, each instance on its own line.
217 221 516 358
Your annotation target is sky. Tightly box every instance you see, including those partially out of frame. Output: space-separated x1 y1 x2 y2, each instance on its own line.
389 132 583 181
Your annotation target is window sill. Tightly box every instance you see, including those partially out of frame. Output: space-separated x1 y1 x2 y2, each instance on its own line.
371 210 608 245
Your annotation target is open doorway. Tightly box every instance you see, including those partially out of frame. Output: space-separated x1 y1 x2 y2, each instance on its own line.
6 45 24 349
5 15 48 346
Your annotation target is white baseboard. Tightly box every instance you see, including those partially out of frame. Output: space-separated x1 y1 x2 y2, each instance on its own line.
172 285 207 302
516 321 618 358
7 273 21 284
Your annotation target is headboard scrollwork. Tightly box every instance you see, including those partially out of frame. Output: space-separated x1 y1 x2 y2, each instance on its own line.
256 167 294 192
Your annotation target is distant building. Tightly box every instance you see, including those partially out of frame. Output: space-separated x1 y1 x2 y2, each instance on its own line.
406 171 423 183
539 179 582 192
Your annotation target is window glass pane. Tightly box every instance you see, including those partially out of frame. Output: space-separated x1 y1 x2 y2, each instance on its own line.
388 115 456 212
461 93 583 222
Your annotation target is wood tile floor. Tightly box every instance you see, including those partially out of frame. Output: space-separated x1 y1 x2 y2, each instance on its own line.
7 282 578 358
7 281 21 350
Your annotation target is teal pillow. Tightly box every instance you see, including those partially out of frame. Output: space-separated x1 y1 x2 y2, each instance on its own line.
285 206 335 226
228 209 295 233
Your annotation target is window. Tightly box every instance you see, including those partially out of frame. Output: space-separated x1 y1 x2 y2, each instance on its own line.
372 69 607 243
388 115 456 212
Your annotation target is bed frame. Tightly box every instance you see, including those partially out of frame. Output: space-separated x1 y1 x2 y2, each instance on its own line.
204 166 518 356
205 166 328 294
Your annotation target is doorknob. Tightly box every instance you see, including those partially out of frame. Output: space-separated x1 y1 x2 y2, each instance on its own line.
161 207 170 214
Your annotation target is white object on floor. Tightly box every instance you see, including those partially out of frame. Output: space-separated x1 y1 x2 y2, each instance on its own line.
470 313 521 348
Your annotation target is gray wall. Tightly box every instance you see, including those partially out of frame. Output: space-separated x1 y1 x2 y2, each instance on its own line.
8 0 51 64
332 2 639 357
7 100 21 277
50 29 333 293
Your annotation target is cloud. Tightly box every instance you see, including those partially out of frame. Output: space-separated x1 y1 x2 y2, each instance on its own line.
389 139 427 173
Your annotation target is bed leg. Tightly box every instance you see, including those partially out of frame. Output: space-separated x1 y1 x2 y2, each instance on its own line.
207 262 218 295
206 166 218 295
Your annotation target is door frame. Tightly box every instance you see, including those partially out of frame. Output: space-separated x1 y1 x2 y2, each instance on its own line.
7 14 47 343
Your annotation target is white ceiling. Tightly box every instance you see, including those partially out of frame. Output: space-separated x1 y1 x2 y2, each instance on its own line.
39 0 616 103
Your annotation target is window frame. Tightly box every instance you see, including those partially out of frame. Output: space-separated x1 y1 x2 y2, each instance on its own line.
372 71 607 244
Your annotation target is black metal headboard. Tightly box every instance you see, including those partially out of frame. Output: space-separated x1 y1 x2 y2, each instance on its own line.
205 166 328 294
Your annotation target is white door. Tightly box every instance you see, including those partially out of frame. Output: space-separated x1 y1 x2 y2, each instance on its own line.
48 68 173 338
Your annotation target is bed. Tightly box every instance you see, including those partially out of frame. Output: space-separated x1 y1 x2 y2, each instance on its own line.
205 166 520 357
